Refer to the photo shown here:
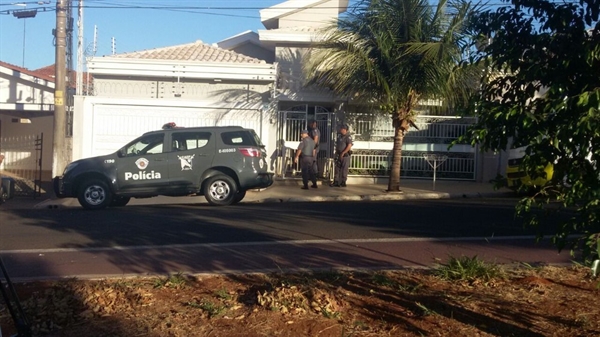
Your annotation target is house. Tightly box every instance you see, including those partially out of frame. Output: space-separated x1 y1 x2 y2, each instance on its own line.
4 0 503 189
75 41 277 162
0 61 55 189
76 0 348 177
222 0 500 182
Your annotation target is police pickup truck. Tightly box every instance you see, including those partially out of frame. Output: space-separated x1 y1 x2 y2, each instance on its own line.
54 124 273 210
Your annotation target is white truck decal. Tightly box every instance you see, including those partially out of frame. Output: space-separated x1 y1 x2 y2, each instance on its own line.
125 171 162 181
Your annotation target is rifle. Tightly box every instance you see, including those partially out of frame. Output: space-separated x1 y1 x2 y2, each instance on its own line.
0 257 31 337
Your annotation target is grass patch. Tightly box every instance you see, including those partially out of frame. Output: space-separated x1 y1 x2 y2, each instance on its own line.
434 255 504 282
153 272 188 289
397 282 423 294
214 288 233 300
186 299 227 317
313 269 346 283
371 273 396 287
353 320 368 330
415 301 438 316
321 307 341 319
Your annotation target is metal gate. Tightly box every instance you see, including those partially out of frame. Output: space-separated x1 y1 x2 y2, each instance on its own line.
276 105 334 178
0 133 43 197
314 107 335 178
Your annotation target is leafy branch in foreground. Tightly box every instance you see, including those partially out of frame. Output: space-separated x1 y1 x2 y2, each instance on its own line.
458 0 600 264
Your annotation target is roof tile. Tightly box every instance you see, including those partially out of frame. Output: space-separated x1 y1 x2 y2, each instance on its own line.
113 40 265 64
0 60 55 82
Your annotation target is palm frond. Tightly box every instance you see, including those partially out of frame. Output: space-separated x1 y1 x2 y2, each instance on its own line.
305 0 482 110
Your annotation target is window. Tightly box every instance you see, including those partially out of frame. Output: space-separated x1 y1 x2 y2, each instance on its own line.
221 131 258 146
121 134 164 157
172 132 211 151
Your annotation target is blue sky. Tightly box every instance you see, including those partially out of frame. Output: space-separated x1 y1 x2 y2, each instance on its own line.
0 0 357 70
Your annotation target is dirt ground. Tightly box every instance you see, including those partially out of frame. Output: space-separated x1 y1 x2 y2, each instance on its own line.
1 264 599 337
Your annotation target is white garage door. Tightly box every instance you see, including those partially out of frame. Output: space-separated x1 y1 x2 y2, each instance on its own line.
90 104 262 157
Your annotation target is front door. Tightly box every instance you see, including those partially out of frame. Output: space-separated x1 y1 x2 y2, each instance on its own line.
167 130 215 192
116 132 170 193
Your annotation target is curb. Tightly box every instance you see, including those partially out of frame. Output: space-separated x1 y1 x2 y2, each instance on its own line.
250 191 511 204
33 198 76 209
29 190 513 209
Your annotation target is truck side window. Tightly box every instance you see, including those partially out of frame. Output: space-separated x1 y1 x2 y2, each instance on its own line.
172 132 211 151
221 131 256 146
122 134 164 157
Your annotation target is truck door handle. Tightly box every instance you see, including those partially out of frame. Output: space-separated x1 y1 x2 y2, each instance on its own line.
154 159 164 161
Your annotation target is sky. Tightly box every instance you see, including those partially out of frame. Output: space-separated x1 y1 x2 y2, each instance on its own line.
0 0 357 70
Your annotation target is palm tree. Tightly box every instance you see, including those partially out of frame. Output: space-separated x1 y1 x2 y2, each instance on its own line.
304 0 481 191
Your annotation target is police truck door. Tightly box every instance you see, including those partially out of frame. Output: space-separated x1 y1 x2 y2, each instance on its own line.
116 132 171 193
167 131 215 191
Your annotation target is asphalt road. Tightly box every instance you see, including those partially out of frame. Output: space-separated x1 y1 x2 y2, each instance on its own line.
0 198 572 280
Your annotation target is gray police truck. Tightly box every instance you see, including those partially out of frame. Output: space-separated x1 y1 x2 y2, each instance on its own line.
53 124 273 210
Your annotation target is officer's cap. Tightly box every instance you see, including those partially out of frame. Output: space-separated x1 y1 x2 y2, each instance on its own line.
301 129 309 134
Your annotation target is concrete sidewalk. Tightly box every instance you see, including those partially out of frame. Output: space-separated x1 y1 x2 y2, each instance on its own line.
2 179 513 210
252 179 511 203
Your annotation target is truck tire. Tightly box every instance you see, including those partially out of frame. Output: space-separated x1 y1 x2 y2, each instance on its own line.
232 189 246 204
110 196 131 207
77 179 112 210
0 185 6 205
204 174 237 206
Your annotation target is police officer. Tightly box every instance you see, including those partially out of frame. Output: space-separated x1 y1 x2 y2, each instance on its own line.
331 124 353 187
308 119 321 174
294 130 318 189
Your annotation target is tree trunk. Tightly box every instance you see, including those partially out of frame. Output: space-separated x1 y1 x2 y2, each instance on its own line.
387 123 405 192
387 92 417 192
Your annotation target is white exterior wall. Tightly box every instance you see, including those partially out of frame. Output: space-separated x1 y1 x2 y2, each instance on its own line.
276 46 306 78
279 0 339 28
73 96 274 166
0 66 55 181
0 78 53 106
0 68 54 111
477 149 507 183
0 114 54 180
0 115 53 138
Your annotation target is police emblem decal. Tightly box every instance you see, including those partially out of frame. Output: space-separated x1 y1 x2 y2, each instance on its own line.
177 154 195 171
135 158 149 170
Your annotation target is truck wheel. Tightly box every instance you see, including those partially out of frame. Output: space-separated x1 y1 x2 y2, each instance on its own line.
232 189 246 204
78 179 112 210
110 196 131 207
0 186 6 204
204 175 237 206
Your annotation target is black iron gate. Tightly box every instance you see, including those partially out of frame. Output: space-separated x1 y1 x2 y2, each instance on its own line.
276 105 335 179
0 133 43 198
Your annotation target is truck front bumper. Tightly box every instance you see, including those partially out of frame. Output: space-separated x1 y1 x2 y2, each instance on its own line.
53 176 71 198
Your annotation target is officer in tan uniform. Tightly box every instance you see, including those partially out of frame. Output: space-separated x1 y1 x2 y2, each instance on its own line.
294 130 318 189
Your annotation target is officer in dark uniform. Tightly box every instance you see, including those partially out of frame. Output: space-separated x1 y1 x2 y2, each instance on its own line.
308 120 321 174
294 130 318 189
331 124 353 187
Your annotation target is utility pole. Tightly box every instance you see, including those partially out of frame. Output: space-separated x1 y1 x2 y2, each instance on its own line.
53 0 68 177
76 0 83 95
